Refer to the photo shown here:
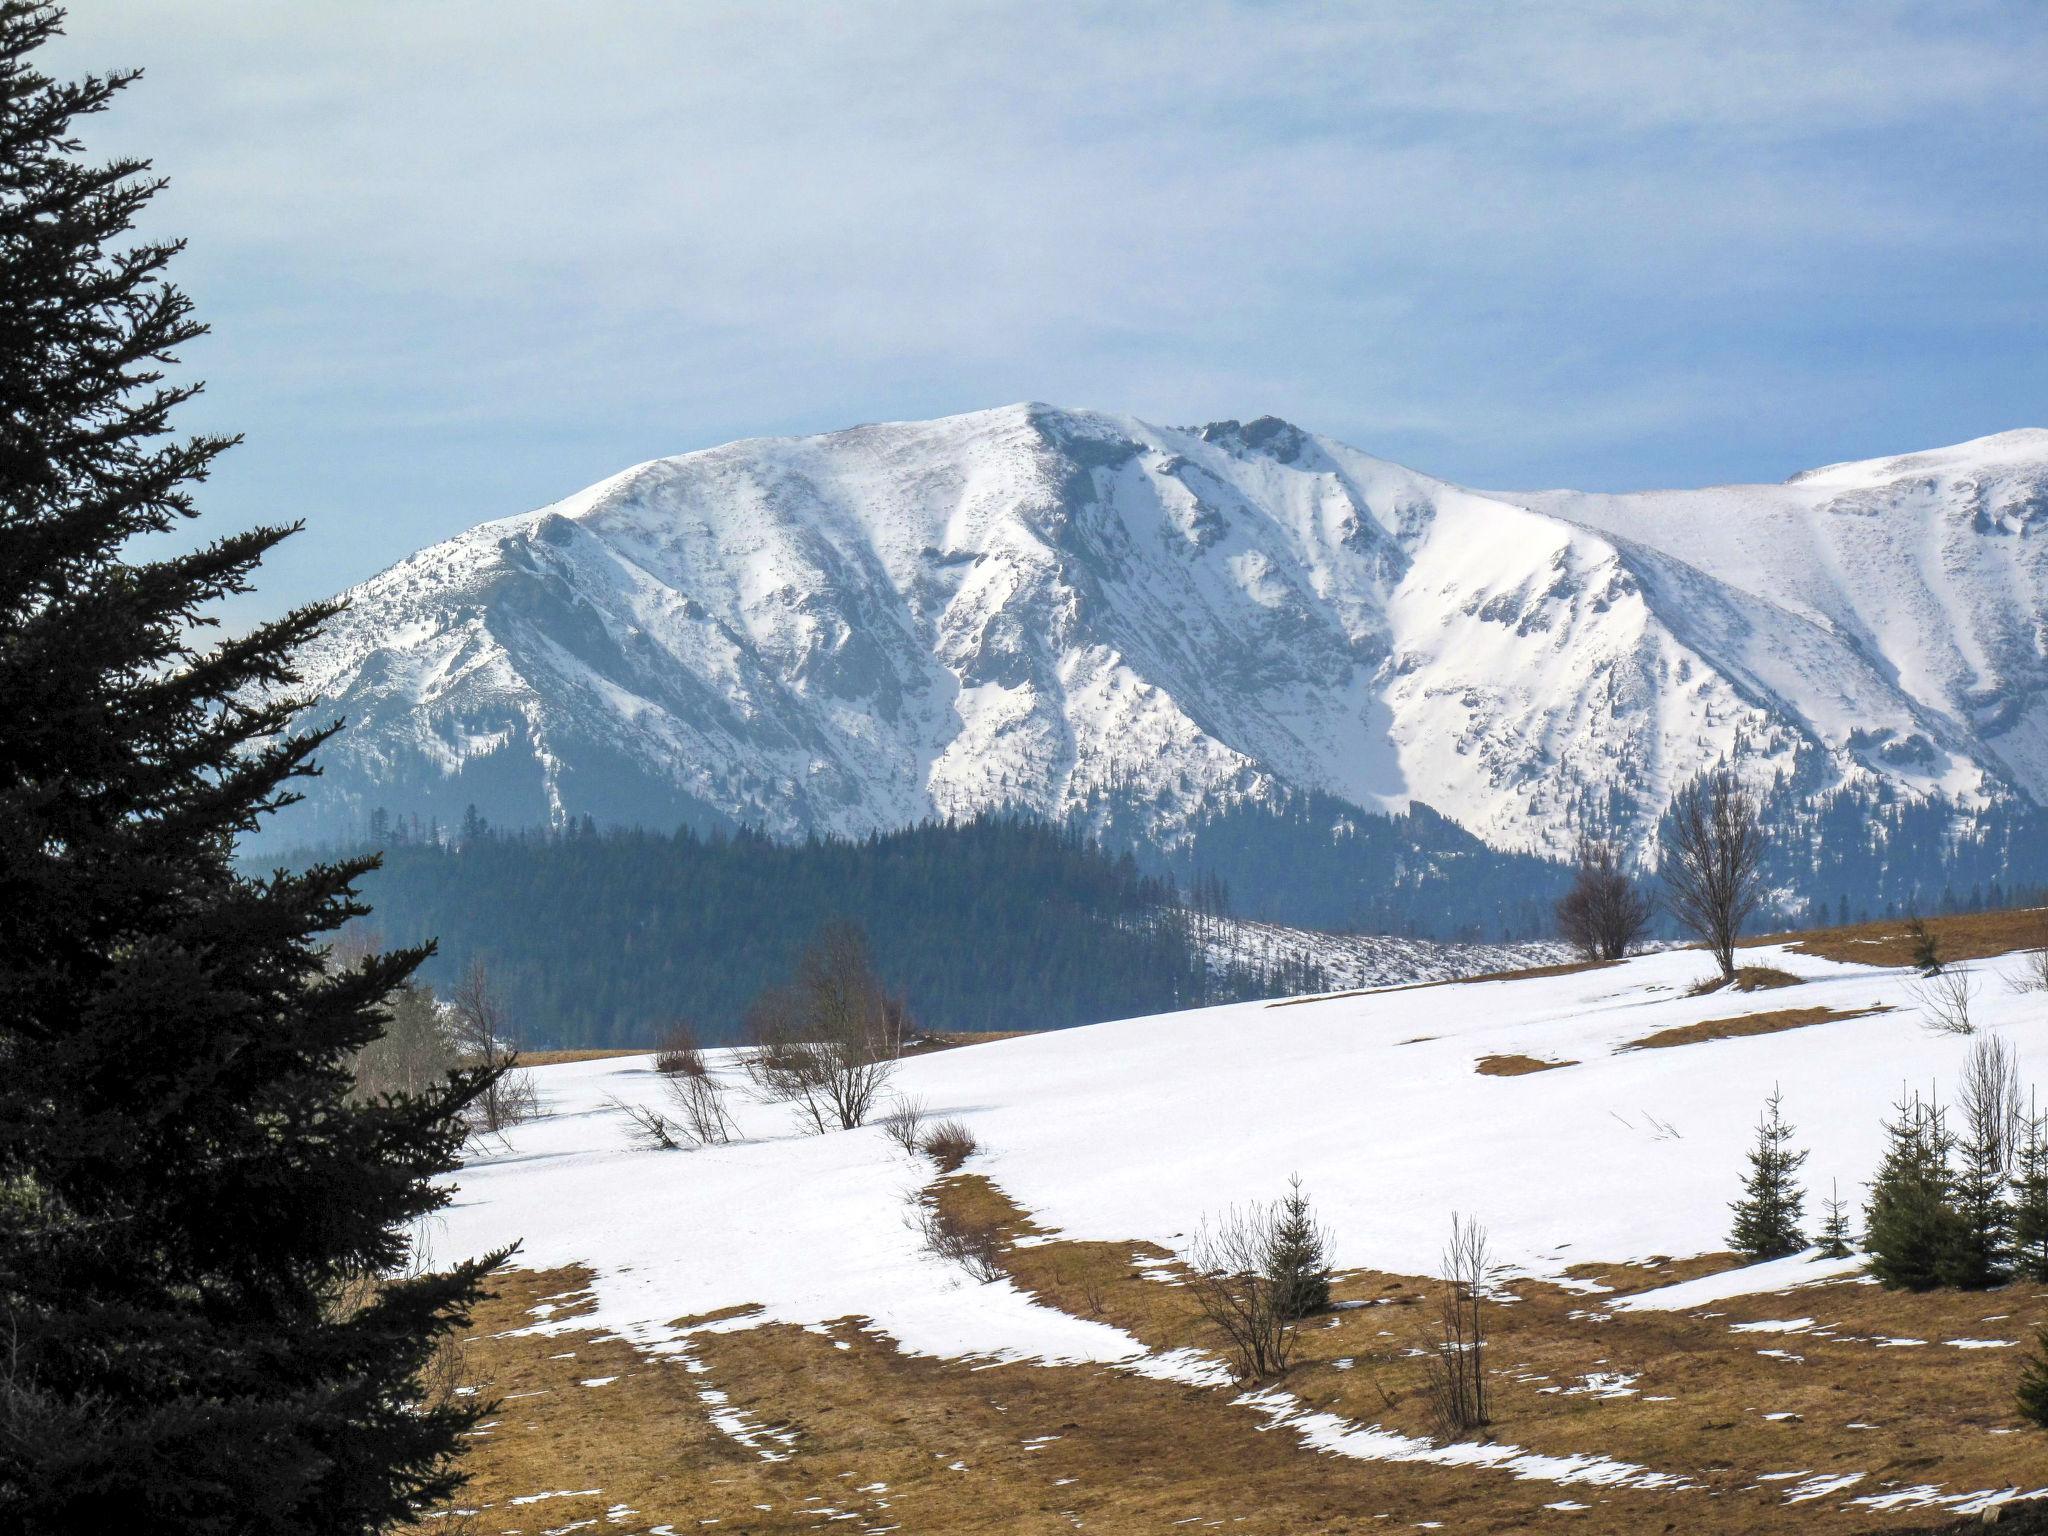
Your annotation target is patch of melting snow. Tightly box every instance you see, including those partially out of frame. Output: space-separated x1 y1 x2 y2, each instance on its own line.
1761 1412 1801 1422
1237 1389 1691 1491
1782 1473 1864 1502
1875 1337 1927 1348
1945 1338 2017 1349
509 1488 602 1506
1851 1484 2047 1515
579 1375 617 1387
1539 1370 1638 1400
1543 1501 1589 1511
1729 1318 1815 1334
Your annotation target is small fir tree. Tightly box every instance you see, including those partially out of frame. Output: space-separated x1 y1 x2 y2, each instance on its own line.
1729 1086 1808 1259
2021 1326 2048 1430
1817 1179 1854 1259
1864 1088 1964 1292
1906 914 1941 974
1951 1072 2016 1290
2011 1097 2048 1284
1265 1173 1332 1319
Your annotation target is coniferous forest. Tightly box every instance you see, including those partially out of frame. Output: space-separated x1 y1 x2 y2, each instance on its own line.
308 814 1334 1047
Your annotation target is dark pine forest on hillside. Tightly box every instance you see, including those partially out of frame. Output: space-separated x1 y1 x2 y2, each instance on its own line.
320 814 1333 1047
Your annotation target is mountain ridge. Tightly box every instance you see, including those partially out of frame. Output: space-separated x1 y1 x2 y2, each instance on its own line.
277 404 2048 871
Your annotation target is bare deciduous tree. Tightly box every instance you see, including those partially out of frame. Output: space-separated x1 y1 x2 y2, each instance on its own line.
1911 964 1980 1036
2012 914 2048 994
450 957 539 1134
1959 1033 2025 1175
1422 1213 1493 1437
1186 1202 1297 1381
1555 838 1653 962
667 1069 737 1145
742 923 902 1132
1660 771 1766 982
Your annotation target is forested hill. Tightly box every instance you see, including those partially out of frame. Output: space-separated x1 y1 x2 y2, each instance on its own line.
308 816 1327 1048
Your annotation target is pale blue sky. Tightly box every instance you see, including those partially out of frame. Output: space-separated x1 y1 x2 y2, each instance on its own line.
49 2 2048 624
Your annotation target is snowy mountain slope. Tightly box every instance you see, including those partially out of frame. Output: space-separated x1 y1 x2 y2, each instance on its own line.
1185 913 1573 990
281 407 2047 857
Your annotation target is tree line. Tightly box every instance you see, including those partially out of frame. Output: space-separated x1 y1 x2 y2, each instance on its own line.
304 812 1333 1047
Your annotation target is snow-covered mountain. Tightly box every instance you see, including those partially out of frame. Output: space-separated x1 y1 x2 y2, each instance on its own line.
281 406 2048 859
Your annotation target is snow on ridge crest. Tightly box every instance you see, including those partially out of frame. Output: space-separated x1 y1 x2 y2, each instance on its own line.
280 408 2048 856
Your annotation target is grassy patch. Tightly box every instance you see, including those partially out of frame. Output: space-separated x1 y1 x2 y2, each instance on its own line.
1769 906 2048 967
1733 964 1803 991
1475 1053 1578 1076
1623 1005 1886 1052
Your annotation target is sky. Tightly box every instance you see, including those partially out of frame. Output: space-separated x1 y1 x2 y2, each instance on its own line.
47 1 2048 625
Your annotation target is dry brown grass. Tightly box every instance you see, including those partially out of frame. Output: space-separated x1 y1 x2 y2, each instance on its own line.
1474 1052 1577 1076
1769 906 2048 967
518 1047 650 1067
428 1163 2048 1536
1733 964 1804 991
1622 1005 1887 1052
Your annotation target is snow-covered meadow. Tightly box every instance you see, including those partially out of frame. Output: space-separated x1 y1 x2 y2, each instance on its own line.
432 941 2046 1376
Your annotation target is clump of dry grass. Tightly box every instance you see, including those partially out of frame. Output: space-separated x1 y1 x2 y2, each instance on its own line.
1474 1054 1575 1077
1731 965 1801 991
920 1119 979 1172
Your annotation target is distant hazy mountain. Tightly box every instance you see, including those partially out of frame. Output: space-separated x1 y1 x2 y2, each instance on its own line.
277 405 2048 868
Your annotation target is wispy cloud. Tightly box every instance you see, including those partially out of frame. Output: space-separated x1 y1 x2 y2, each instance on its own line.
49 1 2048 618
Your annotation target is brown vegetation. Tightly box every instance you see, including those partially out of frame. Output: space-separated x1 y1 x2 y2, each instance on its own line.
1774 906 2048 967
1623 1005 1887 1052
1474 1053 1577 1076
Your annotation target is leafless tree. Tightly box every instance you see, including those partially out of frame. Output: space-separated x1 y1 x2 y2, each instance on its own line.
1422 1213 1493 1437
1186 1202 1296 1381
653 1019 709 1078
667 1069 737 1145
1660 771 1766 982
741 923 901 1131
882 1094 929 1155
1959 1033 2025 1175
1555 838 1653 962
1911 964 1980 1036
450 957 539 1133
2011 914 2048 994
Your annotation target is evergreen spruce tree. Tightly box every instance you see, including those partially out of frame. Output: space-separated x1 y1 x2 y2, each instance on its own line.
0 7 508 1530
1265 1173 1332 1319
1817 1179 1854 1259
1951 1078 2015 1290
1728 1086 1809 1260
2011 1097 2048 1284
1906 913 1941 974
1863 1089 1963 1292
2021 1326 2048 1430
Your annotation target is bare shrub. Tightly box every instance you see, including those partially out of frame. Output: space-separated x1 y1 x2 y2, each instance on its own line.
1660 771 1765 983
920 1118 978 1172
1422 1213 1493 1437
653 1019 709 1078
2012 915 2048 993
913 1197 1005 1284
1911 965 1979 1036
609 1094 687 1151
1554 838 1652 962
667 1070 737 1146
882 1094 929 1155
1959 1033 2025 1176
450 957 539 1134
742 923 902 1132
1186 1201 1296 1381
